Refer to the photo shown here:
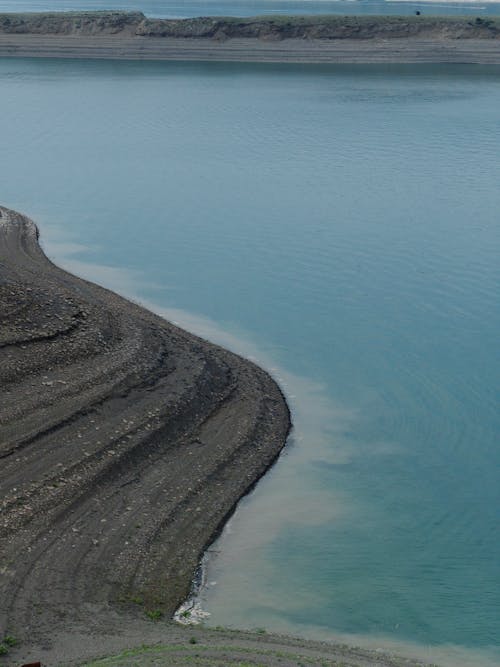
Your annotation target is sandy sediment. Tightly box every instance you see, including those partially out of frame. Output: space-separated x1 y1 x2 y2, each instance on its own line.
0 12 499 63
0 206 291 661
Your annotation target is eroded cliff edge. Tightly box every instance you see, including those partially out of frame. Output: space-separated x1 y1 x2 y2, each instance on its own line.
0 206 290 651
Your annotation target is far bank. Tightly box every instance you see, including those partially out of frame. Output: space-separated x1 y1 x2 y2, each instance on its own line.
0 12 499 63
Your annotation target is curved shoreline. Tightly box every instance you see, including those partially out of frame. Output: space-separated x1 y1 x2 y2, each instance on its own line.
0 206 290 660
0 209 441 667
0 12 500 63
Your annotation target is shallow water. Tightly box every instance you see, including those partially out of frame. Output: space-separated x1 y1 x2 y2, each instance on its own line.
1 59 499 666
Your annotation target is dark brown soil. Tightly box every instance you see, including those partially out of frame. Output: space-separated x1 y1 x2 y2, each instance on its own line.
0 206 290 661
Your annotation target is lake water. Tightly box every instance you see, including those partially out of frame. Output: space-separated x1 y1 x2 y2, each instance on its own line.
1 59 499 667
3 0 500 18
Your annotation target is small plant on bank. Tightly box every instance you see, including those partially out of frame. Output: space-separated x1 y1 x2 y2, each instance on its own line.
0 636 17 655
146 609 164 621
130 595 144 606
180 609 191 619
474 16 494 27
189 636 198 644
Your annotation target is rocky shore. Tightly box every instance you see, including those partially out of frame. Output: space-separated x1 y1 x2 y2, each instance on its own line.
0 206 291 663
0 12 499 63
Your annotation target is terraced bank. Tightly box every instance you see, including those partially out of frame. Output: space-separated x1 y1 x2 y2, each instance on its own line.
0 206 290 663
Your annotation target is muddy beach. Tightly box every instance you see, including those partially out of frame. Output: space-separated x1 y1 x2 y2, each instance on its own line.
0 206 292 663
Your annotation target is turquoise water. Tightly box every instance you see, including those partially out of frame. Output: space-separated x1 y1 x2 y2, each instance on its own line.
1 59 499 666
2 0 500 18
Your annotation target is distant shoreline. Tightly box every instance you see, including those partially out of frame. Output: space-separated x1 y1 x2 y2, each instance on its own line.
0 12 500 63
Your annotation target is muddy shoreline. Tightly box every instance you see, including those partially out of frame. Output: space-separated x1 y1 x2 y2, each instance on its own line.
2 34 500 63
0 209 440 667
0 12 499 63
0 206 291 662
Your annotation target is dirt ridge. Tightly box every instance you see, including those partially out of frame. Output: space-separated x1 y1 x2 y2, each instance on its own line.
0 12 499 40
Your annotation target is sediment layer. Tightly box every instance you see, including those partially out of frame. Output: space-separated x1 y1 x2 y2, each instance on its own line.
0 12 499 63
0 207 290 654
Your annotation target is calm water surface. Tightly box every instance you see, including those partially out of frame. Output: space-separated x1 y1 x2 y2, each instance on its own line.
1 60 499 666
2 0 500 18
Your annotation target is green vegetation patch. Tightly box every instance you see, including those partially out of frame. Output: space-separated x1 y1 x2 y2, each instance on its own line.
82 641 347 667
0 635 17 657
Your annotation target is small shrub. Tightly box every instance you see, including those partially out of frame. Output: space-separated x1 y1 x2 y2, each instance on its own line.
474 17 493 26
130 596 143 606
3 636 16 647
0 644 8 656
181 610 191 618
146 609 164 621
189 636 198 644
